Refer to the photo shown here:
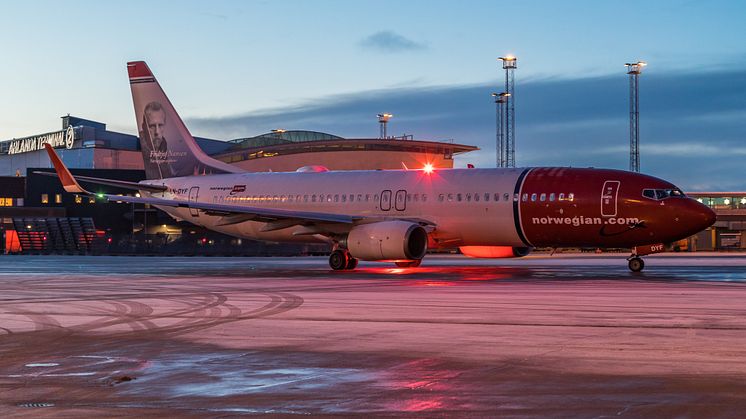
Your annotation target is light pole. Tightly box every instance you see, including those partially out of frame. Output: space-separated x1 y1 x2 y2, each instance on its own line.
377 113 392 139
498 56 517 167
625 61 646 172
491 92 510 168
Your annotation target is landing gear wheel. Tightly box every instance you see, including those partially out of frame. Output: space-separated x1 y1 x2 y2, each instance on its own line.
628 257 645 272
395 259 422 268
345 257 358 270
329 250 349 271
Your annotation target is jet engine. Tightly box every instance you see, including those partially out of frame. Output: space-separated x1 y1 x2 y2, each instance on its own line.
346 221 428 261
459 246 531 258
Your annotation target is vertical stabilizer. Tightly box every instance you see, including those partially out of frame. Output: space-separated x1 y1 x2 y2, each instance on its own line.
127 61 242 179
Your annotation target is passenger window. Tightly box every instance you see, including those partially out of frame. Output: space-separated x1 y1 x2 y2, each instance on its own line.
304 195 308 202
559 193 565 201
474 193 480 202
494 193 500 202
540 193 546 202
549 193 555 202
484 193 490 201
349 194 354 202
504 193 510 201
522 193 528 202
366 194 370 202
457 193 462 202
422 194 427 202
341 194 346 203
328 195 333 202
414 194 419 202
334 194 339 202
407 194 412 202
447 193 454 202
312 195 317 202
296 195 301 202
466 193 472 202
358 194 363 202
531 193 537 202
439 194 445 202
568 193 575 202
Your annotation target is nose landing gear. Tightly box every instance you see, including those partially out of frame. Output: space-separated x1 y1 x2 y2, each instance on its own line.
627 256 645 272
628 243 665 272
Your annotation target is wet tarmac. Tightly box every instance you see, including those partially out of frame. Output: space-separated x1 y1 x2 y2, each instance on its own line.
1 253 746 417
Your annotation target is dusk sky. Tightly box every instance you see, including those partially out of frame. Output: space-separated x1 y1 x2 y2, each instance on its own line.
1 0 745 190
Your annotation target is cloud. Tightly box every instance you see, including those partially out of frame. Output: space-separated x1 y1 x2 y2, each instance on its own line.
188 67 746 191
358 31 426 53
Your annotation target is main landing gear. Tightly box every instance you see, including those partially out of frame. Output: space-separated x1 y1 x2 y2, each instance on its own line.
329 249 358 271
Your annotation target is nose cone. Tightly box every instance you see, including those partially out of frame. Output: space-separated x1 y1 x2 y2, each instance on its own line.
684 199 717 234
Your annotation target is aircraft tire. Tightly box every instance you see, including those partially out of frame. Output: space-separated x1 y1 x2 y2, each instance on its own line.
345 257 358 270
628 257 644 272
329 250 348 270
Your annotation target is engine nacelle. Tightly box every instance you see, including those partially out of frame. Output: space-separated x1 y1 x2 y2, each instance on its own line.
347 221 428 261
459 246 531 258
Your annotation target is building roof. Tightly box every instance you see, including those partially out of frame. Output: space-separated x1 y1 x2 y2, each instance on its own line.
217 130 478 163
227 130 344 150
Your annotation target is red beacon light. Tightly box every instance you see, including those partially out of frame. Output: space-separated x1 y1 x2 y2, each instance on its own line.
423 163 434 174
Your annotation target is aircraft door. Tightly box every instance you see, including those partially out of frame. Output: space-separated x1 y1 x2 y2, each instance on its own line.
188 186 200 217
395 189 406 211
601 181 620 217
380 190 392 211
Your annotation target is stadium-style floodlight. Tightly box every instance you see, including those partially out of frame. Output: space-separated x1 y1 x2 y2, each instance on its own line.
377 113 393 139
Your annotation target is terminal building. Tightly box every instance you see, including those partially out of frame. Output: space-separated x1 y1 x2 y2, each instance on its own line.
0 115 476 254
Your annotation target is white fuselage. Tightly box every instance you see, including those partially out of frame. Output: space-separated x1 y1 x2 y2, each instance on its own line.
144 168 527 247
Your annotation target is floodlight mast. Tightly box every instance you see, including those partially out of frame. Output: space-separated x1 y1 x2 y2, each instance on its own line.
498 56 517 167
491 92 510 168
626 61 646 172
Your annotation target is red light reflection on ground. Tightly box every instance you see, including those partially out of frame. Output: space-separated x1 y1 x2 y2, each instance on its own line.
355 266 513 283
382 359 464 412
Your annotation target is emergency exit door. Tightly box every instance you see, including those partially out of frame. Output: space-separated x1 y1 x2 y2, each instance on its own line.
601 181 620 217
188 187 200 217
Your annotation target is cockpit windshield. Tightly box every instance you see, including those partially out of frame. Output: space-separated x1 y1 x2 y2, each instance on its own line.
642 188 686 200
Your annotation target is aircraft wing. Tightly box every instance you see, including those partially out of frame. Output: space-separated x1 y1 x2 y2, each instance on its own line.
103 193 356 224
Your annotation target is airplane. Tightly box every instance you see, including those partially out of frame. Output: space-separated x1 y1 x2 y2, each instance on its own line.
41 61 716 272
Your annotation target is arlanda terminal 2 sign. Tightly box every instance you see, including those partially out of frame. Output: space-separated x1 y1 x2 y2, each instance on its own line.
7 126 75 155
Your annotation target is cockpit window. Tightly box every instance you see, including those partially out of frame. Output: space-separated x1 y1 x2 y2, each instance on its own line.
642 188 686 200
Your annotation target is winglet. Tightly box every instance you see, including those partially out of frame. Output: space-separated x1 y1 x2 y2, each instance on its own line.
44 143 89 194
